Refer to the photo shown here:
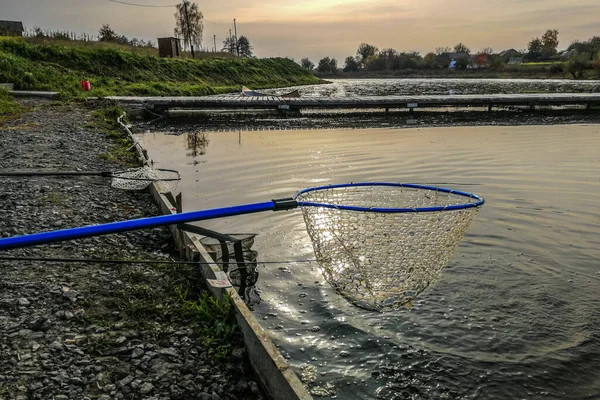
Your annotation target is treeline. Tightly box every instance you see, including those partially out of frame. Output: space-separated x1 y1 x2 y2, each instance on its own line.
301 30 600 79
22 25 156 48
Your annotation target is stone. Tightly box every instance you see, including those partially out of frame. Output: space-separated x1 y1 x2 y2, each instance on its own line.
249 381 260 395
17 298 30 306
131 348 144 359
131 379 142 390
139 382 154 395
118 375 134 387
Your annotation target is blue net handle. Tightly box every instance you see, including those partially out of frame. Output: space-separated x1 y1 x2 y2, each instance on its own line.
0 182 484 251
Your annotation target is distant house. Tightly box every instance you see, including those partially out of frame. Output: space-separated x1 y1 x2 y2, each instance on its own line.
499 49 521 62
0 20 24 36
559 49 577 59
447 52 470 60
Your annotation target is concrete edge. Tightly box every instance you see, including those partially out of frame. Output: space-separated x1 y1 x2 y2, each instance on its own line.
117 113 313 400
9 90 59 99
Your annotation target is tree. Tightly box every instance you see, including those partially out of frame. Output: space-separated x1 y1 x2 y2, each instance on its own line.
98 24 118 42
300 58 315 71
489 56 505 70
316 57 337 73
356 43 378 67
422 52 437 69
174 0 203 58
455 57 470 69
329 58 338 72
435 47 452 56
475 53 488 68
566 52 591 79
568 36 600 56
454 43 470 54
116 35 129 45
527 37 543 61
343 56 360 72
480 47 494 55
541 29 559 57
222 36 236 53
237 36 253 57
379 48 398 70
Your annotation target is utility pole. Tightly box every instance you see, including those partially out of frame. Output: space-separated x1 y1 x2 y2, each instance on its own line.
228 29 232 53
233 18 239 56
213 35 216 52
182 0 195 58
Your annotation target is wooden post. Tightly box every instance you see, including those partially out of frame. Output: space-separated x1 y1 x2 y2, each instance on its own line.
176 192 183 214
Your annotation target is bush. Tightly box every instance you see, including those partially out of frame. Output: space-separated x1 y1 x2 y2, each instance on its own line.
489 56 505 71
549 63 565 74
594 54 600 77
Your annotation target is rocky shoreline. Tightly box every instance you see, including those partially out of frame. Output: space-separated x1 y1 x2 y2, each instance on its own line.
0 101 264 400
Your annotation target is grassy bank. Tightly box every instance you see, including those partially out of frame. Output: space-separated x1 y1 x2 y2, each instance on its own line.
0 37 321 97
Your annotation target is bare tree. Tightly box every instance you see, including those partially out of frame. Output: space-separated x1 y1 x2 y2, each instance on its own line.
435 46 452 56
174 0 203 58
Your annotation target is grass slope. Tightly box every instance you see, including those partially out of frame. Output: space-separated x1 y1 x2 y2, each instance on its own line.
0 88 24 124
0 37 320 97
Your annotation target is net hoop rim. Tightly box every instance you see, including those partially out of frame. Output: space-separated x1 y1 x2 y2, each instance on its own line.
294 182 484 213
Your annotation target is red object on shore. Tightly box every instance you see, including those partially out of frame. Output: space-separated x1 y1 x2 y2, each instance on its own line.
80 81 91 91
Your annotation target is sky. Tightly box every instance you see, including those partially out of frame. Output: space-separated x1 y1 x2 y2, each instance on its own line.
2 0 600 61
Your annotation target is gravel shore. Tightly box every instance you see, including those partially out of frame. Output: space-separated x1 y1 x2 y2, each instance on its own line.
0 102 264 400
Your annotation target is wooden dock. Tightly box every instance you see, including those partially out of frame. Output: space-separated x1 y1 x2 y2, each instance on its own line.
104 93 600 112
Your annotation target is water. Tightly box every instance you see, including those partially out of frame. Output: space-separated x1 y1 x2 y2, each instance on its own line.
259 78 600 97
134 80 600 399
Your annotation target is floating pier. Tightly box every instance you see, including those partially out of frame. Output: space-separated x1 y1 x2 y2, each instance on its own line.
104 92 600 113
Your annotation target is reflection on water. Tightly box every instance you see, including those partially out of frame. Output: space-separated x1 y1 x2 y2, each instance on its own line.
135 123 600 399
186 132 210 157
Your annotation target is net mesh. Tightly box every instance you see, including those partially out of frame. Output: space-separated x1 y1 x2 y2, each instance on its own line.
296 185 480 311
110 167 180 193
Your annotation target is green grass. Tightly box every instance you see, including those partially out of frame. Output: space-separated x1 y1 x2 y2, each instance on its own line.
0 36 321 97
0 88 24 124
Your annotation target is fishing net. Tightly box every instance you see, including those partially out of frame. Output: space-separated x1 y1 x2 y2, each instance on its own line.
296 184 481 311
110 167 181 193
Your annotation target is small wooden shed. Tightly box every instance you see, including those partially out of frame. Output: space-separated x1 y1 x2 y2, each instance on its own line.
0 20 25 37
158 37 182 58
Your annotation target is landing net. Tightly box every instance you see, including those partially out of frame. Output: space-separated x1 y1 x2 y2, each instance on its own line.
295 183 482 311
110 167 181 193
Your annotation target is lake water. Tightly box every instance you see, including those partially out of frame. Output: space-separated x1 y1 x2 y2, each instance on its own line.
134 79 600 399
